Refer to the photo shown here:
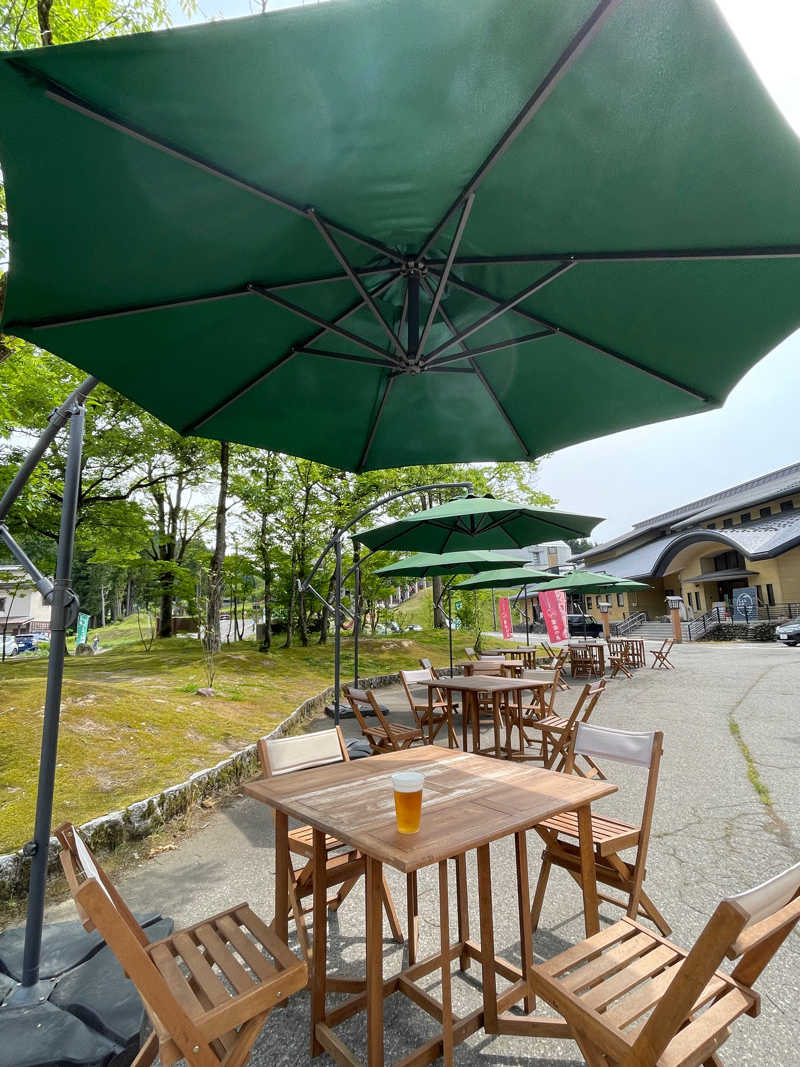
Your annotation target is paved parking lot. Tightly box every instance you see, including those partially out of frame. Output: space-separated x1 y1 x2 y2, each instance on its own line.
43 640 800 1064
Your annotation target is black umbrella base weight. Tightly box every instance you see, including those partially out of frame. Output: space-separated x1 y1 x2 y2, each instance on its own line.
0 914 171 1067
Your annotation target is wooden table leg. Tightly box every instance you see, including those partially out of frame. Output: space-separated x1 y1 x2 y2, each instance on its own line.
476 843 498 1034
514 831 535 1013
438 861 454 1066
447 693 456 749
577 803 600 937
274 810 289 949
407 870 418 966
310 827 327 1057
365 855 385 1066
492 693 502 758
471 692 481 755
455 853 470 971
461 690 469 752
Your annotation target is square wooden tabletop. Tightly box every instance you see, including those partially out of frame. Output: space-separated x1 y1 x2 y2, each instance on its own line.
244 748 616 873
423 676 542 694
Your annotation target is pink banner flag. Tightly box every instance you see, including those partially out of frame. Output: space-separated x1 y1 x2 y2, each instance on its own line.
538 589 569 643
498 596 513 639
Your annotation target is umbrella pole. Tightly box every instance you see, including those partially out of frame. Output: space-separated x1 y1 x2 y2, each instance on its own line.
18 399 86 994
334 535 342 725
353 544 360 687
448 587 454 677
524 585 530 645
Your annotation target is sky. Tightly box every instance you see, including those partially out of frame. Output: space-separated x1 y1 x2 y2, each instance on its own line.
169 0 800 543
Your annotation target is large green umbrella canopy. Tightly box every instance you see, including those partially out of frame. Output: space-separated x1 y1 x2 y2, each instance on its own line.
375 550 524 578
530 571 651 594
353 495 602 553
455 566 557 590
3 0 800 470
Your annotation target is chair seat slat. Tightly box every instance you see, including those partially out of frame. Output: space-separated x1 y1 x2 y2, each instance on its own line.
234 905 301 974
194 922 255 995
216 915 279 984
149 943 205 1020
561 932 655 994
581 943 678 1011
172 932 230 1007
656 988 755 1067
538 920 637 976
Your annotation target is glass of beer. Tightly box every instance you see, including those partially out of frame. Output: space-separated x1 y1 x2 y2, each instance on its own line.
392 771 423 834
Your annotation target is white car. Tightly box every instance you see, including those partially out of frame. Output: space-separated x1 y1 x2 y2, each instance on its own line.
2 635 19 657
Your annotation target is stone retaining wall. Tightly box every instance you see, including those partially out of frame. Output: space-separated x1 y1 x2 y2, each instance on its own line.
0 672 401 904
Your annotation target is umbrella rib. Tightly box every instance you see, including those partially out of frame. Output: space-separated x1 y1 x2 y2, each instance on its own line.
441 272 714 403
249 284 398 361
7 287 254 331
423 262 573 360
426 331 555 368
269 267 396 291
296 347 398 369
426 245 800 266
11 60 405 267
357 374 396 472
417 194 475 357
307 211 407 359
417 0 622 258
418 274 533 455
182 274 402 433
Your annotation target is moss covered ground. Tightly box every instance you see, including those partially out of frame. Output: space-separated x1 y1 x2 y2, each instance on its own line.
0 622 516 854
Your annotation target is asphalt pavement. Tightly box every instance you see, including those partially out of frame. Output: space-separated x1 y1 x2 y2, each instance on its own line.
41 640 800 1065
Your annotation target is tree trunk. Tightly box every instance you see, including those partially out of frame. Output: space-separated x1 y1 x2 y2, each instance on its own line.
432 575 446 628
125 576 133 616
98 584 106 627
207 441 229 653
158 573 174 638
283 548 296 649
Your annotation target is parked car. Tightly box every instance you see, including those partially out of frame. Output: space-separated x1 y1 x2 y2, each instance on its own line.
775 617 800 646
567 613 603 638
2 635 19 657
14 633 38 653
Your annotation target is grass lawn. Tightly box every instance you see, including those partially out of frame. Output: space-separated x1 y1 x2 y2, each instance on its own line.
0 622 516 855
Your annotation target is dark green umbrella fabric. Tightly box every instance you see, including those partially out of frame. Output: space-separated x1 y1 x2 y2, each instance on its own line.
353 496 602 553
530 571 651 594
374 550 524 578
455 566 557 591
3 0 800 470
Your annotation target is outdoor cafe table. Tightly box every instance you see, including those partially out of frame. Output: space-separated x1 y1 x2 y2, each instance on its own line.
481 647 538 669
567 639 605 676
621 636 646 668
244 746 616 1066
427 675 554 758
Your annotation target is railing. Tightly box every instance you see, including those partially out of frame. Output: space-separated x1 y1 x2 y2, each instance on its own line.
611 611 647 636
685 610 722 641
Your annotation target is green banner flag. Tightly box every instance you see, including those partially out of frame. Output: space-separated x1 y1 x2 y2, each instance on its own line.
76 612 90 646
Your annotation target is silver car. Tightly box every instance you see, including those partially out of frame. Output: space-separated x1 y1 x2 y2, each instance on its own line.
2 635 19 657
775 617 800 647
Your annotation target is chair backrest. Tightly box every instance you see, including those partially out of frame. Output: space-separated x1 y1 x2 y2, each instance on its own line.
544 667 561 713
469 659 504 676
659 637 675 655
632 862 800 1063
419 657 432 671
258 727 348 778
464 646 477 660
344 685 396 738
55 823 150 944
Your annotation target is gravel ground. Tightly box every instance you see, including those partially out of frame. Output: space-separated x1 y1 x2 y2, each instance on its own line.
42 640 800 1064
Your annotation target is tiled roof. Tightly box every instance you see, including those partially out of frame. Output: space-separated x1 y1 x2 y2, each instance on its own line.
582 512 800 579
577 462 800 561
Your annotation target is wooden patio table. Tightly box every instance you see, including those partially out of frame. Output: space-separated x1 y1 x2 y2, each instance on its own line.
245 747 616 1066
426 675 552 758
621 636 646 668
567 639 605 676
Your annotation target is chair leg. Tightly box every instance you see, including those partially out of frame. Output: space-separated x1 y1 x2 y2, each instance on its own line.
131 1029 158 1067
530 853 553 931
406 871 419 965
328 875 359 912
382 874 404 943
638 887 672 937
221 1009 271 1067
287 874 311 964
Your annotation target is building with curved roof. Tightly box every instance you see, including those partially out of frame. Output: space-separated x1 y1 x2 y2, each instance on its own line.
573 463 800 622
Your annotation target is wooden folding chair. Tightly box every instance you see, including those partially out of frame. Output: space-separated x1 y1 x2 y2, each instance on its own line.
650 636 676 669
399 668 457 744
570 644 595 679
257 729 403 963
55 823 306 1067
523 680 606 773
531 722 669 938
537 647 570 691
608 639 633 679
343 685 426 753
418 656 439 676
531 860 800 1066
463 646 478 660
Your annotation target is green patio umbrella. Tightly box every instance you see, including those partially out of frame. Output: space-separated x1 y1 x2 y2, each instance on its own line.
353 495 602 553
454 566 557 590
375 549 535 671
529 572 652 594
3 0 800 470
374 550 524 578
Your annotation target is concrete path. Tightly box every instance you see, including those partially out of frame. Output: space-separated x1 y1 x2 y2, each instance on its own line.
42 641 800 1064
